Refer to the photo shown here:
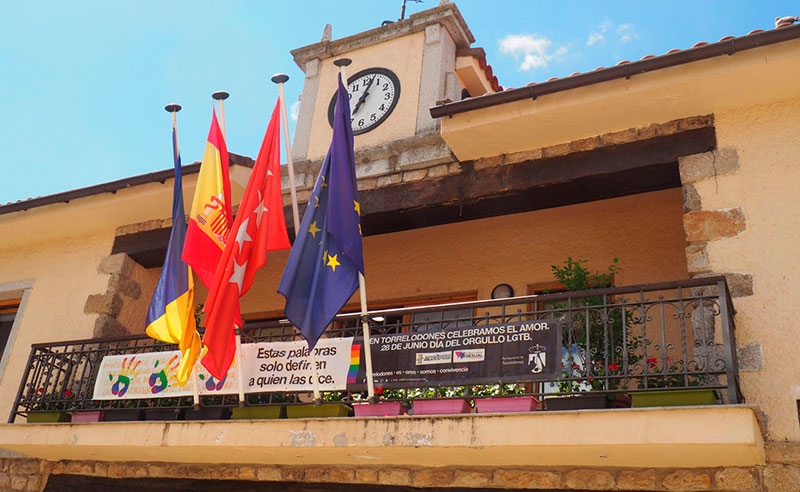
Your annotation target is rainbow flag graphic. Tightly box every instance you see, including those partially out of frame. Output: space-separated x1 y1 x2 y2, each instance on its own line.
347 344 361 385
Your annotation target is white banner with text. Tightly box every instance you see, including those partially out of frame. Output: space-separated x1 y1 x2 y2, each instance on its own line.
92 337 357 400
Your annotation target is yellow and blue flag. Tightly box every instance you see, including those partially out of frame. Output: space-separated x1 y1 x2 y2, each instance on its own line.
146 125 201 385
278 74 364 350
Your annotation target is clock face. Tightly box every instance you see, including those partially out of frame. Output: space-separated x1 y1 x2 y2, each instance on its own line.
328 67 401 135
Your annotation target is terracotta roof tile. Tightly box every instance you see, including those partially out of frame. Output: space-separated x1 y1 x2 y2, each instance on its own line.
484 20 797 90
431 21 800 118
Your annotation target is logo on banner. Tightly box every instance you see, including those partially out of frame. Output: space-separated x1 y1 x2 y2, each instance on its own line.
453 349 485 362
415 351 452 365
528 344 547 373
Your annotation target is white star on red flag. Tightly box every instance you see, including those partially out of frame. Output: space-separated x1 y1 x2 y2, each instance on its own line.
253 191 268 227
200 98 291 381
229 259 246 292
233 218 252 256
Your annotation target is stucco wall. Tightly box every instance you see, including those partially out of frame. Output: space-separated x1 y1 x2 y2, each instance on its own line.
305 31 425 161
0 232 113 420
240 188 688 314
702 96 800 441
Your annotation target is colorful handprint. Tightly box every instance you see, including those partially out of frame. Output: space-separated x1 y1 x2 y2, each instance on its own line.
148 354 180 394
199 372 228 391
109 356 141 397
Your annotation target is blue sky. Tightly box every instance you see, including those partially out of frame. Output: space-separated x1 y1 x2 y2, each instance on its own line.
1 1 796 204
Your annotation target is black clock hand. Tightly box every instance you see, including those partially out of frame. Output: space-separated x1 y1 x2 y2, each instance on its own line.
352 76 376 115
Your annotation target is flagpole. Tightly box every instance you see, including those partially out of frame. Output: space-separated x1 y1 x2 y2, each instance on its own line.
270 74 301 234
212 90 247 406
165 102 202 407
212 91 229 141
332 59 376 402
358 274 376 401
269 75 324 404
270 74 324 404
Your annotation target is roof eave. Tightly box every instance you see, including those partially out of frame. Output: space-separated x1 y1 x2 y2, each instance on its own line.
430 24 800 119
0 153 255 217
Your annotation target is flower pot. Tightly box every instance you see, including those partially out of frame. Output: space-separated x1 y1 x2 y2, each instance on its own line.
544 394 609 411
353 401 409 417
184 407 232 421
412 398 472 415
631 389 717 408
144 408 185 421
70 410 104 422
231 405 286 420
286 403 352 418
27 411 70 423
474 396 540 414
101 409 144 421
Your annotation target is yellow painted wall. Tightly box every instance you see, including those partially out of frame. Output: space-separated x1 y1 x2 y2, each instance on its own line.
305 32 425 161
440 39 800 161
240 189 688 314
0 170 232 421
0 232 113 418
700 96 800 441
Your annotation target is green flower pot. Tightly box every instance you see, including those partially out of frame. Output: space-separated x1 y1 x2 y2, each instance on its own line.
544 394 609 411
285 403 352 418
27 411 70 423
185 407 232 421
232 405 286 420
631 389 717 407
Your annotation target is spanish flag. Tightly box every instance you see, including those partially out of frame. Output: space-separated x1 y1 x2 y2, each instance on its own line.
201 99 290 380
146 125 201 386
182 109 232 289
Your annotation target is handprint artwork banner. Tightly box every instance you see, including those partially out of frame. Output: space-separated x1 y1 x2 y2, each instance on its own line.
93 351 235 400
93 337 357 400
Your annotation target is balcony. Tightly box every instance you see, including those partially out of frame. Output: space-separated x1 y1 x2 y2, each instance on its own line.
0 277 764 469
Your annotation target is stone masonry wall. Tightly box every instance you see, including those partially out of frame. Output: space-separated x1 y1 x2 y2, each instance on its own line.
83 219 165 338
8 454 800 492
678 147 761 374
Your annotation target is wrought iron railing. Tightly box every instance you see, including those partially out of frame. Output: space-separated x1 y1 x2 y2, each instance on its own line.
9 277 741 422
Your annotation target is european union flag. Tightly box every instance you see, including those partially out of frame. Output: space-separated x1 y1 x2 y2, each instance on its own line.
278 74 364 350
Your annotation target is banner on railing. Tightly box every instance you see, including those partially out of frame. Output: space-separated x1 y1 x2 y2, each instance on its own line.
348 319 562 389
93 320 561 399
93 338 356 400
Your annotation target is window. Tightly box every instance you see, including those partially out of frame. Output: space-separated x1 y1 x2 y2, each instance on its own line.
0 299 19 362
333 292 478 336
411 307 473 332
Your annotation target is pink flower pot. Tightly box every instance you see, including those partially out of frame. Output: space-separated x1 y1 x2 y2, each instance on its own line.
474 396 540 414
412 398 472 415
353 401 408 417
70 410 104 422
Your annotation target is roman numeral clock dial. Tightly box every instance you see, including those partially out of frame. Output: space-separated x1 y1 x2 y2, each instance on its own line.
328 67 401 135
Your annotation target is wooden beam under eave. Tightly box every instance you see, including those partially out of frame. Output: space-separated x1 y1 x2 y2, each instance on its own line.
357 127 715 235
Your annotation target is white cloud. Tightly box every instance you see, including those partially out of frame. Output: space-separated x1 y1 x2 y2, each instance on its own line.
290 100 301 121
498 34 567 71
587 20 613 46
587 32 604 46
616 24 637 43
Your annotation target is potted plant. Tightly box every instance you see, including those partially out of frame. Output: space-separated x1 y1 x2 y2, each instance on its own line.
352 387 410 417
185 394 233 421
70 396 105 422
542 258 638 410
100 399 145 421
285 391 353 418
630 357 717 407
143 397 186 421
231 392 289 420
471 384 540 413
408 385 472 415
26 387 74 423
